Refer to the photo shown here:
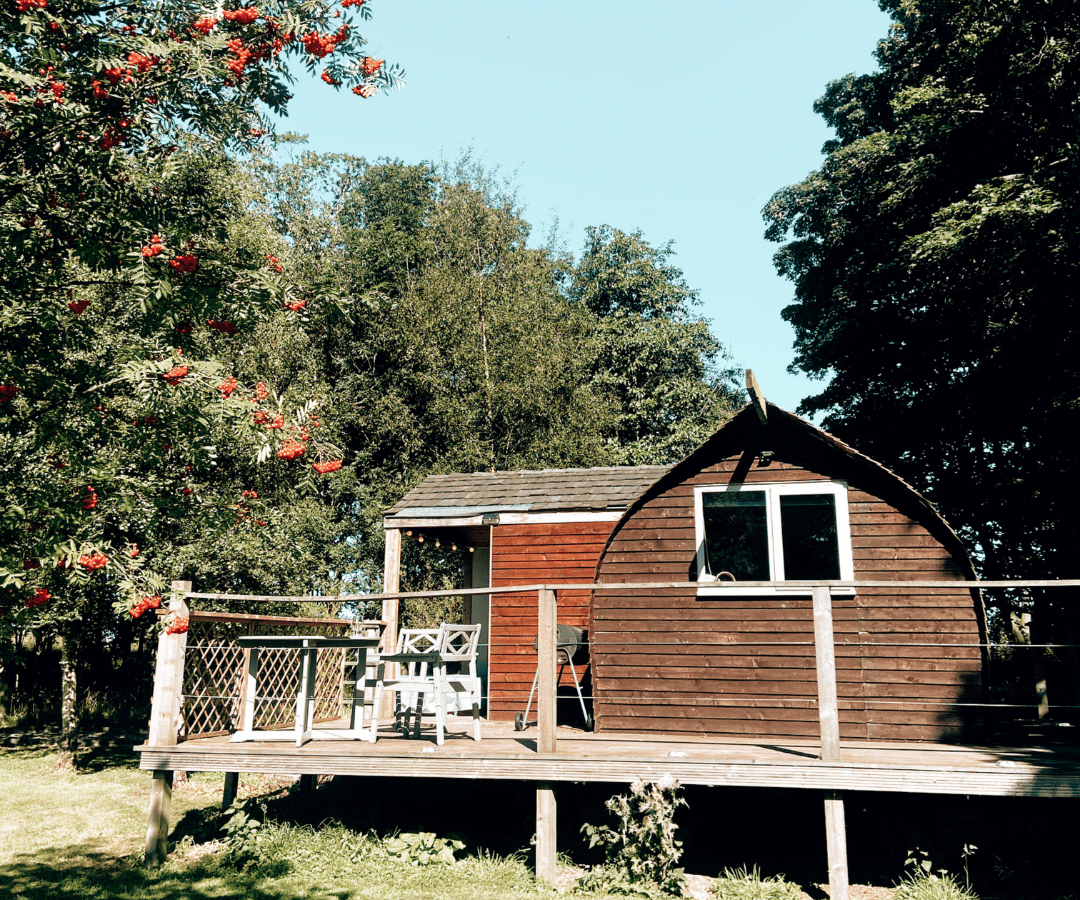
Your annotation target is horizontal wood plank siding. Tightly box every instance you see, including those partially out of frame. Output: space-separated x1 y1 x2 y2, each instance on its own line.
592 456 984 742
488 521 612 719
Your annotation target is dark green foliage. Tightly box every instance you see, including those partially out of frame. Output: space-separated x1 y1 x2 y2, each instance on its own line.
764 0 1080 589
572 226 742 465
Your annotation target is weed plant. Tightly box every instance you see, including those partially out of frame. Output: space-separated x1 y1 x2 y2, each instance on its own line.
710 865 801 900
579 778 689 898
893 872 979 900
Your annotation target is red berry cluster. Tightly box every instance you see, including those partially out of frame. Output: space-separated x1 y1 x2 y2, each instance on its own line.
23 558 41 569
163 365 189 385
68 298 90 314
359 57 384 77
277 439 305 460
265 254 283 273
79 551 109 570
165 613 189 635
223 7 261 25
320 70 341 86
192 15 218 35
0 384 17 403
102 67 130 85
127 51 158 73
284 299 306 311
226 38 252 75
15 0 47 12
301 25 349 59
256 382 269 400
252 410 269 425
82 486 98 510
208 319 236 335
168 254 198 274
130 594 162 618
352 84 376 98
26 588 51 608
217 376 239 397
313 459 343 474
141 234 164 257
341 0 364 6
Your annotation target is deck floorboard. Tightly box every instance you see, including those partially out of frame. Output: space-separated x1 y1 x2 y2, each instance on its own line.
137 720 1080 798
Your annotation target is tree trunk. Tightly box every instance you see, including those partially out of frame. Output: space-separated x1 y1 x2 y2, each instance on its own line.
57 632 77 769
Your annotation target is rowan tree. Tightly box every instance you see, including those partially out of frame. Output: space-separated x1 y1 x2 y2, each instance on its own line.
0 1 400 625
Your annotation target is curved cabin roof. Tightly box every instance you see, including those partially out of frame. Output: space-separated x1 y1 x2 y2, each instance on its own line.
600 401 977 581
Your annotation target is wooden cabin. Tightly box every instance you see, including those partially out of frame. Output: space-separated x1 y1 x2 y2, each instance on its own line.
383 401 986 742
590 401 986 743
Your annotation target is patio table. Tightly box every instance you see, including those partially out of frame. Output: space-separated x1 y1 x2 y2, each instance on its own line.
230 635 380 747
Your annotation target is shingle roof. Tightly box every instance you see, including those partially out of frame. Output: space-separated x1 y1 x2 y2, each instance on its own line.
384 466 670 518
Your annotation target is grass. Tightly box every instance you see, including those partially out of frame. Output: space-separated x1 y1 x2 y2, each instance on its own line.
0 745 561 900
710 866 801 900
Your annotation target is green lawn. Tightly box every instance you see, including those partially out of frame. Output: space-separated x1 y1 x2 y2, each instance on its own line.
0 746 553 900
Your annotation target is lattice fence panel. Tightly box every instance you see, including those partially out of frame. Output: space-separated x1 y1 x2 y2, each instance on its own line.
179 613 364 740
180 643 244 738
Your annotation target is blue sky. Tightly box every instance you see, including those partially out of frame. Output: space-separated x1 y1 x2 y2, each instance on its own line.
275 1 892 414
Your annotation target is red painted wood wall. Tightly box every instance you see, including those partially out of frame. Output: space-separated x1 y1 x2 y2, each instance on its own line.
591 457 984 742
487 521 611 720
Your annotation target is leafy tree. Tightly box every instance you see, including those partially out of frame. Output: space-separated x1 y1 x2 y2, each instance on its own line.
324 162 615 602
571 225 742 464
1 1 400 607
763 0 1080 704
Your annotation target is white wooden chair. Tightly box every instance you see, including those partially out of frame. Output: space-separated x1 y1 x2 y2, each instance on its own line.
369 623 482 745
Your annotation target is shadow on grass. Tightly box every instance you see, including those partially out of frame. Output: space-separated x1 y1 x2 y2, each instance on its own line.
0 846 245 900
0 843 357 900
74 743 142 773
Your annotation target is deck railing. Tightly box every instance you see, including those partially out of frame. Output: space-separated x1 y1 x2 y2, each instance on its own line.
146 577 1080 894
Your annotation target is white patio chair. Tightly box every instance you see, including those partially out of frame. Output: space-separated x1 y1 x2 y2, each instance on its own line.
369 623 482 745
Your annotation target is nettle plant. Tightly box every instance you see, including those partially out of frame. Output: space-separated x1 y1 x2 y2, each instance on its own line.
0 0 400 626
580 777 689 898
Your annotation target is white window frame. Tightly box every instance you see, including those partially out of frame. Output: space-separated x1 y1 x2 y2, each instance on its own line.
694 480 854 596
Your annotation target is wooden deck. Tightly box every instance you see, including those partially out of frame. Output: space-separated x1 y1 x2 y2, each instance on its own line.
136 719 1080 799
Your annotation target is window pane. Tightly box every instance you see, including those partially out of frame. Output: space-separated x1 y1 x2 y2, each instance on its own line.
779 494 841 580
702 492 770 581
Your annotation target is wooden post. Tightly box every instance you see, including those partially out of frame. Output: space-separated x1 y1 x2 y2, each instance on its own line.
380 528 402 719
536 782 557 885
812 585 848 900
222 771 239 809
812 586 840 762
144 580 190 866
146 771 173 865
535 588 558 884
824 791 849 900
537 588 557 754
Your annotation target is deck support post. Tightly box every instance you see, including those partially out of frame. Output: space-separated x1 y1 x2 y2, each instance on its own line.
536 781 557 885
144 580 190 866
380 528 402 720
146 770 173 866
537 588 557 754
812 585 848 900
222 771 239 809
824 790 849 900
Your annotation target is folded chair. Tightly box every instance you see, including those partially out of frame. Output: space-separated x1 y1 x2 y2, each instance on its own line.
369 623 482 745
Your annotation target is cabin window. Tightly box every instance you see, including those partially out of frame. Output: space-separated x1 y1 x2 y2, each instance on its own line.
694 481 854 595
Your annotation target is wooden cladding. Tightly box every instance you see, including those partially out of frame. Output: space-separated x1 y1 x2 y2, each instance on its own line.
591 456 984 742
488 521 611 719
